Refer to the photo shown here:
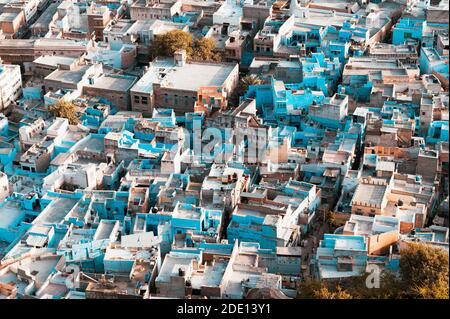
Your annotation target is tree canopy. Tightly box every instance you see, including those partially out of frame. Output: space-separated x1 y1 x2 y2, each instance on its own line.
297 279 353 299
151 30 194 58
150 30 222 62
398 243 449 299
49 99 79 125
192 37 222 62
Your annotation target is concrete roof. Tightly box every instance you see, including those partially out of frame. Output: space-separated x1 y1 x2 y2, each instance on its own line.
45 65 91 85
132 58 236 94
352 181 387 208
86 74 138 92
161 61 234 91
33 55 77 67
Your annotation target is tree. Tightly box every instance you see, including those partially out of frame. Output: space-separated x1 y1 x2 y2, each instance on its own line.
398 243 449 299
150 31 222 62
49 99 79 125
240 74 264 91
230 75 265 106
150 30 194 58
297 279 352 299
343 271 401 299
315 286 353 299
296 278 322 299
192 37 222 62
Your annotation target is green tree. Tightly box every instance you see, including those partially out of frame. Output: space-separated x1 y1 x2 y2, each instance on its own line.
49 99 79 125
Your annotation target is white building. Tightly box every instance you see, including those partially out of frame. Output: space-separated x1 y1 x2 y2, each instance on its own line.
0 171 9 201
213 0 243 29
0 63 22 111
42 163 97 193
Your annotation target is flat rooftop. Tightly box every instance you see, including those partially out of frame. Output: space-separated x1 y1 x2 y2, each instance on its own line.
291 8 356 28
132 0 174 9
352 181 387 208
156 252 197 283
86 74 138 92
308 0 360 12
31 2 59 29
45 65 90 85
190 259 227 289
0 12 19 22
34 55 77 67
133 59 236 94
72 134 105 154
0 201 24 229
128 19 186 35
345 57 400 70
34 197 78 225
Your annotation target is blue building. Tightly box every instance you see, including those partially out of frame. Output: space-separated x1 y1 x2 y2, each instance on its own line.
392 18 426 45
427 121 449 144
314 234 368 280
